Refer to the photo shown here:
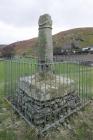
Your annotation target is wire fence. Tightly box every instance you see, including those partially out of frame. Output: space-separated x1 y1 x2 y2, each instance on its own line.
4 56 92 135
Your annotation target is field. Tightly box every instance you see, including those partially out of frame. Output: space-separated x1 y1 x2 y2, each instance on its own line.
0 59 93 140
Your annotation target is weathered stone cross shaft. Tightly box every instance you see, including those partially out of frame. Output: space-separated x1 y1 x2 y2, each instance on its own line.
38 14 53 72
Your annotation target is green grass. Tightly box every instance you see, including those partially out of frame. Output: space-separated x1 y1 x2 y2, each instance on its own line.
1 59 93 98
0 60 5 99
0 61 5 82
55 62 93 98
0 129 17 140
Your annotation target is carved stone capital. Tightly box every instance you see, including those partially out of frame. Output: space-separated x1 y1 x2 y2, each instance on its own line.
38 14 52 29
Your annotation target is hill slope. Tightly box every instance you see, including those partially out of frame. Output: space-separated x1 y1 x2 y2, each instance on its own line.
1 27 93 56
0 45 6 48
53 27 93 49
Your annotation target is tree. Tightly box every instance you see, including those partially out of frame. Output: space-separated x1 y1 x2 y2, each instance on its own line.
2 45 15 58
53 47 62 55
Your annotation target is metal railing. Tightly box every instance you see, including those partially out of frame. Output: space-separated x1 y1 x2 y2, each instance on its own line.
4 56 92 134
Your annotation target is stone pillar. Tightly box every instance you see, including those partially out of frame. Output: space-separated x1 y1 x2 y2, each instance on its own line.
38 14 53 64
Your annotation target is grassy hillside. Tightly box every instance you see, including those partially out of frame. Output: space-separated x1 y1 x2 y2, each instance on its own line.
5 38 38 56
53 27 93 48
1 27 93 56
